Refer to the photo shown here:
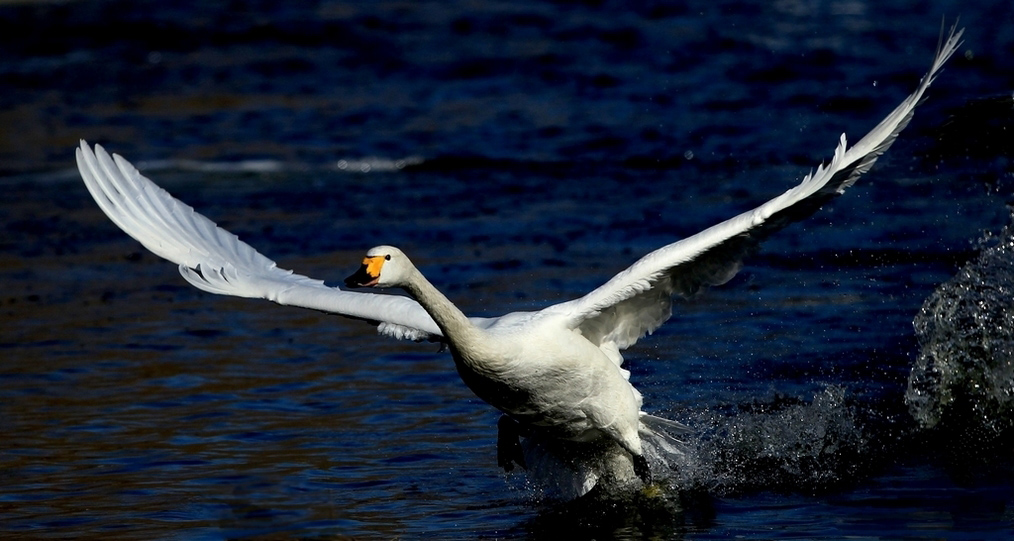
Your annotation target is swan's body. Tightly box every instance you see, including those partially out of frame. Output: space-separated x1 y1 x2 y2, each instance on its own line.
75 25 962 499
346 245 657 481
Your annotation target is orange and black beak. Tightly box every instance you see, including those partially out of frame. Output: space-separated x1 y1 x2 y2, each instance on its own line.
344 256 386 288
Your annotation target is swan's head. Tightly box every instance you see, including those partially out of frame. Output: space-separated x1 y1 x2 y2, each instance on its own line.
344 245 413 288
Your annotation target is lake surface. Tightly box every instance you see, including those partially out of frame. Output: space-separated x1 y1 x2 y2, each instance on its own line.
2 1 1013 538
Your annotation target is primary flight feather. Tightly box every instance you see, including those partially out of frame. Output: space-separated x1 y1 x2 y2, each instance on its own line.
76 24 963 499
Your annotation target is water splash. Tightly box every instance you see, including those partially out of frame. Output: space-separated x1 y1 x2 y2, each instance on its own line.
514 385 869 502
673 386 868 495
906 207 1014 437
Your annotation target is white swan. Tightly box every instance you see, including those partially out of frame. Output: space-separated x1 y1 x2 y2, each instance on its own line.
76 25 962 499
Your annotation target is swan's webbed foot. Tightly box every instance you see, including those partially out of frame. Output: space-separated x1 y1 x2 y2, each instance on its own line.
633 454 652 485
497 415 527 472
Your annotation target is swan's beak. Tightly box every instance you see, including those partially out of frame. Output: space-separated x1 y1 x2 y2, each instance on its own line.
344 256 385 288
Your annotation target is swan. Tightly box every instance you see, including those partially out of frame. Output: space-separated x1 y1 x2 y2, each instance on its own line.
75 25 962 499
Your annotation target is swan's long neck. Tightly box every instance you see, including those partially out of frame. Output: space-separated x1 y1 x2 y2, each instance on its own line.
402 268 483 349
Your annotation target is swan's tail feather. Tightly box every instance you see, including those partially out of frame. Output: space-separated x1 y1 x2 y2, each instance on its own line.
639 413 690 456
640 413 690 433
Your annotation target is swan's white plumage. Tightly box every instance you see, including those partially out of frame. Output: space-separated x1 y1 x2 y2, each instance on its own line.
75 24 962 500
77 143 469 340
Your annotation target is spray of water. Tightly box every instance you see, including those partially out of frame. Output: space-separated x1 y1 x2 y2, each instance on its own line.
906 207 1014 438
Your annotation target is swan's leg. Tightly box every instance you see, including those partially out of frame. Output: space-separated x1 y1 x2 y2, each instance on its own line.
496 415 527 472
632 453 652 484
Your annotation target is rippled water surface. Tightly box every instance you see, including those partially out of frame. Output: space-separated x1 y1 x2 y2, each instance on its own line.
3 1 1014 538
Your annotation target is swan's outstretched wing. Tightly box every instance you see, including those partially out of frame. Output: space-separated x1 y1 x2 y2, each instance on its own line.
77 141 454 341
557 24 964 352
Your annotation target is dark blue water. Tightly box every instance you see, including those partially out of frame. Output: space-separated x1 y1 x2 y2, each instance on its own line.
2 1 1014 538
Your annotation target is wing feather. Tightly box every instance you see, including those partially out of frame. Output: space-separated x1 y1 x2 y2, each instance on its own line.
77 141 450 341
557 23 964 351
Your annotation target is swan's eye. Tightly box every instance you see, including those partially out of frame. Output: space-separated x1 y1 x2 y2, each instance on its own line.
385 254 391 260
